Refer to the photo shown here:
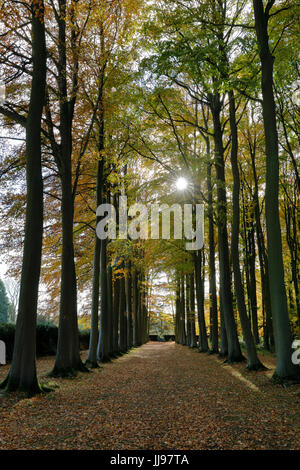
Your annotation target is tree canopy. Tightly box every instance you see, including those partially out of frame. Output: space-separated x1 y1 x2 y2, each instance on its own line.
0 0 299 397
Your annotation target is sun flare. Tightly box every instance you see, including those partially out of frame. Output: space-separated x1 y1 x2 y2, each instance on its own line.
176 177 188 191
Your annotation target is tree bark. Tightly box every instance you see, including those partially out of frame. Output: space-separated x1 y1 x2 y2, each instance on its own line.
284 198 300 327
112 276 121 355
107 263 114 355
180 276 187 345
253 0 300 380
126 262 133 349
133 269 139 346
248 224 259 343
186 274 191 347
119 271 127 353
206 152 219 354
97 237 111 362
194 251 208 352
228 90 264 370
175 278 181 343
210 92 243 362
219 290 228 358
1 0 47 395
50 0 85 376
86 159 104 368
189 273 197 348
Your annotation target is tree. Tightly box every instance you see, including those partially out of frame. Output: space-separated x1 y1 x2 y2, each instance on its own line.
0 0 47 394
252 0 300 381
228 89 264 370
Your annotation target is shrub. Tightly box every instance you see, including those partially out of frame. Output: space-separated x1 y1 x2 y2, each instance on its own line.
0 322 90 362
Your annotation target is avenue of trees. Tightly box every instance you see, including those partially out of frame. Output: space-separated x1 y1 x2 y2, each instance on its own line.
0 0 299 395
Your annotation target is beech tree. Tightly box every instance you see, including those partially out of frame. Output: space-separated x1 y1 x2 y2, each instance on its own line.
0 0 47 394
252 0 300 381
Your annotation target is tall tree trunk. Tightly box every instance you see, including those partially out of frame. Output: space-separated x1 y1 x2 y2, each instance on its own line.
219 291 228 358
206 155 219 354
97 237 111 362
51 0 85 376
175 278 181 343
210 92 243 362
228 90 264 370
54 175 83 374
241 201 252 324
141 275 148 344
253 0 300 380
137 283 143 345
186 274 191 347
86 159 104 368
107 263 113 355
249 145 274 347
180 276 187 345
126 262 133 349
1 0 46 395
112 276 121 355
284 199 300 327
133 269 139 346
194 251 208 352
189 272 197 348
248 224 259 343
119 273 127 353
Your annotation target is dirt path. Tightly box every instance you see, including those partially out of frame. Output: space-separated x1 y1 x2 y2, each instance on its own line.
0 342 300 450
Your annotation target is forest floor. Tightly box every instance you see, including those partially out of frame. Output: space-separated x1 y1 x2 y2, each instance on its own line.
0 342 300 450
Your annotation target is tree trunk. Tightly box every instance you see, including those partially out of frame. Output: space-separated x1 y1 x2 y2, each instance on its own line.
228 90 264 370
133 269 139 346
206 155 219 354
210 92 243 362
186 274 191 347
141 275 148 344
194 251 208 352
249 149 274 350
189 273 197 348
107 263 113 355
50 0 85 377
86 159 104 368
175 278 181 343
284 199 300 327
1 0 46 395
248 224 259 343
119 273 127 353
253 0 300 380
53 175 83 375
219 291 228 358
112 276 121 355
126 262 133 349
97 237 111 362
180 276 187 345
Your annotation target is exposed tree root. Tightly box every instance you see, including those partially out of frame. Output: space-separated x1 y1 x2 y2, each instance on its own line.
246 362 268 372
224 354 246 364
85 360 100 369
272 371 300 386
